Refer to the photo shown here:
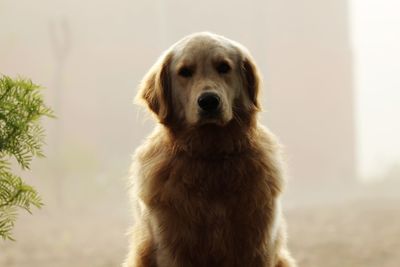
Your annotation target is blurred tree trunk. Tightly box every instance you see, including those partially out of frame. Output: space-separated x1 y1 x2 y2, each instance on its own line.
49 18 71 207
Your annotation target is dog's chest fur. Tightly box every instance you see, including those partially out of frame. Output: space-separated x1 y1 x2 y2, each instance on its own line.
138 139 279 267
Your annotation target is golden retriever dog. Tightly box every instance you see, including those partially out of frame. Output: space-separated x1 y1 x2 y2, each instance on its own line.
124 32 296 267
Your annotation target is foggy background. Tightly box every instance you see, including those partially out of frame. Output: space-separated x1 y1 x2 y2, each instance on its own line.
1 0 399 266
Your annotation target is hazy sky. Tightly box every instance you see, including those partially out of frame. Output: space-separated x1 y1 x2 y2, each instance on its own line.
351 0 400 180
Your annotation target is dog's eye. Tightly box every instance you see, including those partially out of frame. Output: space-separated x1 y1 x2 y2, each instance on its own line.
216 62 231 74
178 67 193 78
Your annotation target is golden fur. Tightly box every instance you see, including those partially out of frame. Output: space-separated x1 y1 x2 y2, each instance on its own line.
124 32 296 267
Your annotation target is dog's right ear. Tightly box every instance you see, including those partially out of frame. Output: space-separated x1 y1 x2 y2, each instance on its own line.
136 52 172 123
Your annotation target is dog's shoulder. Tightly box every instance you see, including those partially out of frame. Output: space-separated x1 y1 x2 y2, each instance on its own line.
134 126 171 162
251 124 287 195
130 126 173 199
253 124 281 149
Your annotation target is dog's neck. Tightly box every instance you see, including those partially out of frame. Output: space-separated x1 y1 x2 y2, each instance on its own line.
165 113 257 160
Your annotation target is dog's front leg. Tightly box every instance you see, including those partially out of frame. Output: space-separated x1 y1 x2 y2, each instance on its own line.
124 217 158 267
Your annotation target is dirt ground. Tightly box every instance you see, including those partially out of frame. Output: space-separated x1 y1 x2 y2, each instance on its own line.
1 190 399 267
287 197 400 267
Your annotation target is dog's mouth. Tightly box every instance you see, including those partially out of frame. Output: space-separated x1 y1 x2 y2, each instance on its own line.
196 110 232 126
198 113 223 125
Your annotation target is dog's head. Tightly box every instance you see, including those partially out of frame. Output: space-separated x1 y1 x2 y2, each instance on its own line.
136 32 261 127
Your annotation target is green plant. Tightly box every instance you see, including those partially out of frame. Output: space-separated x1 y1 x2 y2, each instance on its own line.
0 75 53 240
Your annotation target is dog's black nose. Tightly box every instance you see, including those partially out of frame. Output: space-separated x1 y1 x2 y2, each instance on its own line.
198 92 220 113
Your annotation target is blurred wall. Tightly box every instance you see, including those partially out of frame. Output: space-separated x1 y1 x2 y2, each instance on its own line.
264 1 355 187
150 0 356 188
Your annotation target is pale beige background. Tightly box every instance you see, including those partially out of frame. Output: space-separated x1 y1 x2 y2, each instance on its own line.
0 0 399 266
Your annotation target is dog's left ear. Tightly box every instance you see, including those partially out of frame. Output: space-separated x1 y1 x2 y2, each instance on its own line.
241 54 261 111
136 52 172 123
